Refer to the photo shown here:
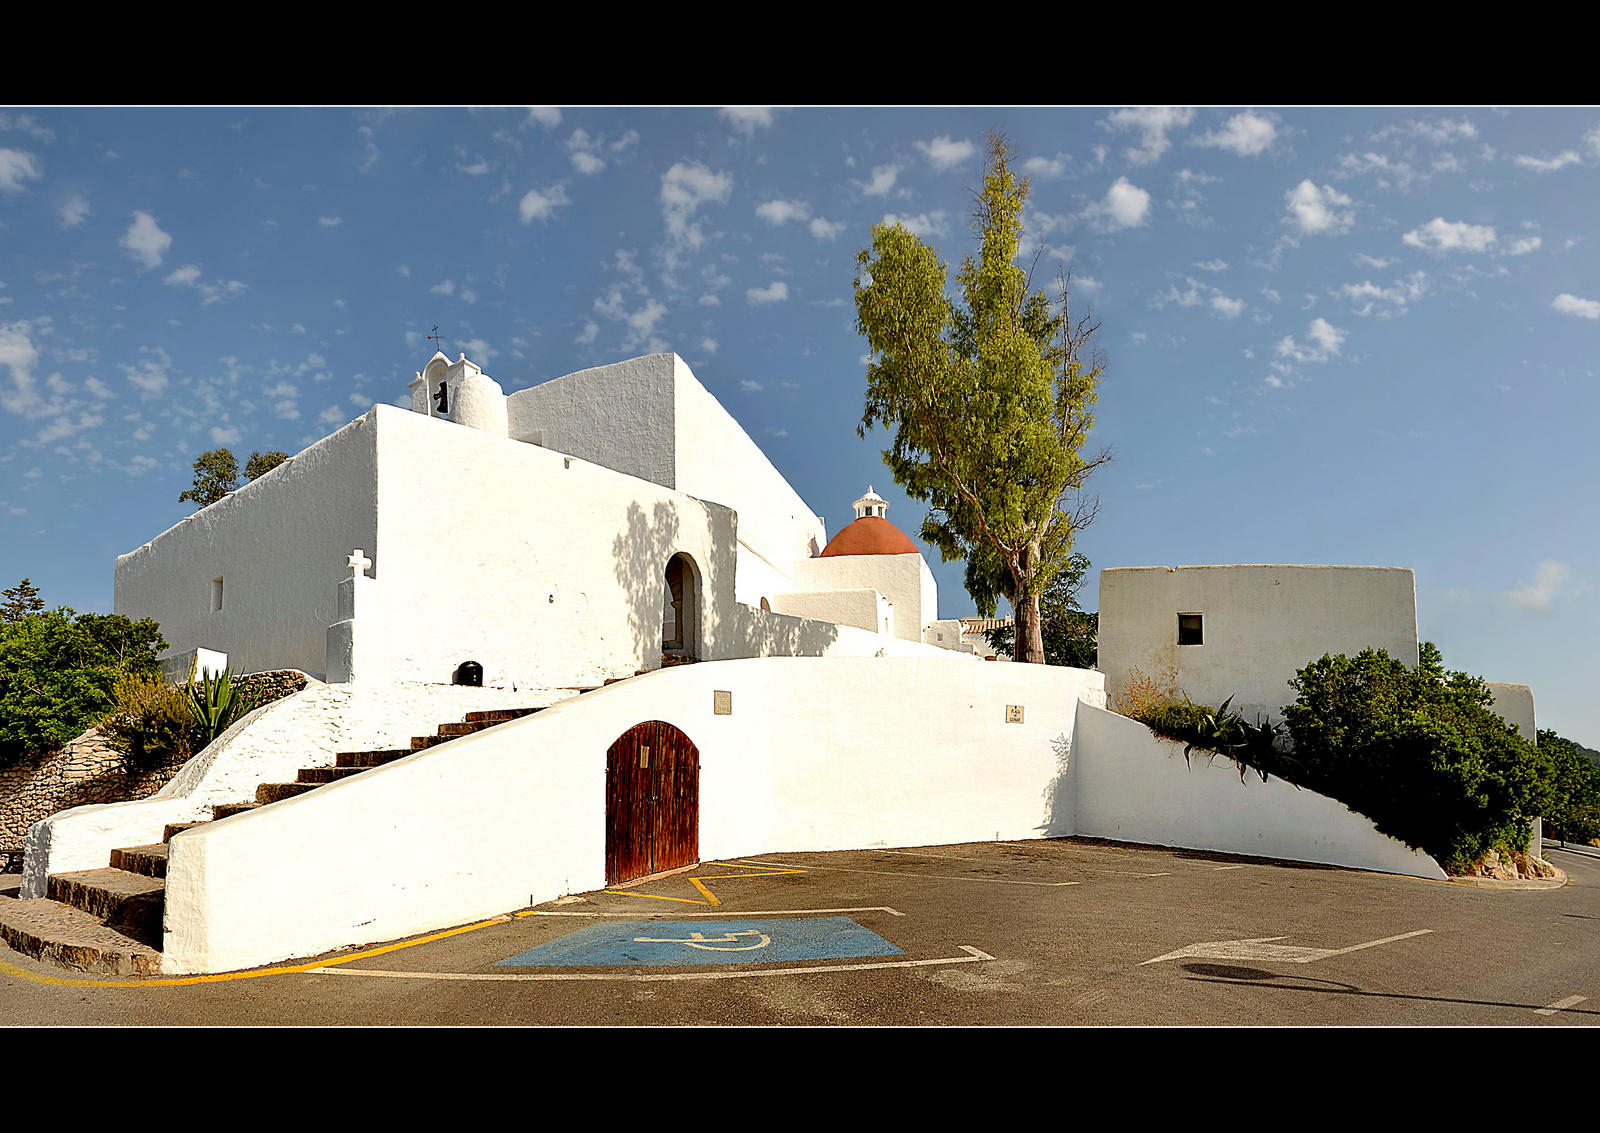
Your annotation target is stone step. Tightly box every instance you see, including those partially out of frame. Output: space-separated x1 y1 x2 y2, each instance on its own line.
45 868 165 937
109 843 168 879
296 765 367 784
255 781 319 804
0 894 161 976
409 735 451 752
212 801 261 820
463 707 543 723
335 748 412 768
436 721 490 737
163 822 207 843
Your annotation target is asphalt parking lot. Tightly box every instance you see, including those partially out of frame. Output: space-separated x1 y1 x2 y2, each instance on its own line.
3 838 1597 1025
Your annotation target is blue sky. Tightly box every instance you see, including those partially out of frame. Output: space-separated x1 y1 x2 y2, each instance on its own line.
1 106 1595 743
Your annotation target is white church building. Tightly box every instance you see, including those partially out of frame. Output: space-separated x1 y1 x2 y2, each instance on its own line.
7 351 1462 977
116 350 976 691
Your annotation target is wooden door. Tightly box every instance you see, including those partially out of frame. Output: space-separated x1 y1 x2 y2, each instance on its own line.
606 721 699 885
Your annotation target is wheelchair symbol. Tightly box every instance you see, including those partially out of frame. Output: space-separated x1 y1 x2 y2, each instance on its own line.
631 929 773 952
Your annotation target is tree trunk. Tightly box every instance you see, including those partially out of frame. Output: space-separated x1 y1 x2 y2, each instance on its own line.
1010 540 1045 664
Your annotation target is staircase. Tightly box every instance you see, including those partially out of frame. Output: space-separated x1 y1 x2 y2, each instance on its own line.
0 705 551 976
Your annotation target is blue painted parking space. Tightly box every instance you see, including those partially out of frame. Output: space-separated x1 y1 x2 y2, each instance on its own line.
496 917 903 968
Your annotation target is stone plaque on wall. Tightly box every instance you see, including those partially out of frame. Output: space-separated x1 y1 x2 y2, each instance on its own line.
713 690 733 715
1005 704 1024 724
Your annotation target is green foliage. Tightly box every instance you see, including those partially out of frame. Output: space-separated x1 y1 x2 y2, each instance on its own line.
244 450 289 481
1281 643 1550 873
1538 728 1600 844
983 554 1097 667
852 131 1107 663
1136 695 1293 785
0 608 167 767
2 579 45 623
186 668 261 746
98 672 195 769
179 448 239 508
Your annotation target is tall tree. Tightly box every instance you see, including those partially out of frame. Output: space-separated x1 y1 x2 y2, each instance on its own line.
1 579 45 623
244 450 289 480
179 449 239 509
982 553 1098 668
853 132 1107 662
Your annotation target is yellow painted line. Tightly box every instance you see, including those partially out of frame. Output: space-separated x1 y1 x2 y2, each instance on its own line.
604 861 808 907
0 917 506 989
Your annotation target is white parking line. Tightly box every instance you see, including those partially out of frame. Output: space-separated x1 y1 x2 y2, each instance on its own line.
1535 995 1587 1016
734 858 1082 886
303 945 996 982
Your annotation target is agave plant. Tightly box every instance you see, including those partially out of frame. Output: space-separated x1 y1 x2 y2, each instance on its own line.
186 667 261 748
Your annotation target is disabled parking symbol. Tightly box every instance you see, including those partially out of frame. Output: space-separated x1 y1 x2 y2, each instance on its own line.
496 917 902 968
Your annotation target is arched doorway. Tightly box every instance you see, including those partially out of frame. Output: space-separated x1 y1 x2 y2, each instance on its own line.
605 720 700 885
661 552 700 662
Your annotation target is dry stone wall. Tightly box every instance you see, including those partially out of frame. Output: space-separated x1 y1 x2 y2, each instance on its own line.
0 670 309 872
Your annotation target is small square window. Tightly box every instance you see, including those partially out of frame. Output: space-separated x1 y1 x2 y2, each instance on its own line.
1178 613 1203 645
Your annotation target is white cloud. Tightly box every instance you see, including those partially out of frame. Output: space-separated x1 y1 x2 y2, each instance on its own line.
564 128 635 175
720 107 774 135
57 193 90 229
808 217 846 241
1024 154 1069 178
525 107 561 128
1335 271 1429 317
1508 559 1573 611
882 211 949 239
0 147 42 193
857 164 899 197
1102 107 1193 165
1276 317 1347 363
1402 217 1496 253
1284 180 1354 236
660 162 732 249
210 425 242 445
0 319 40 414
518 183 571 223
1507 235 1541 255
747 281 789 304
756 199 810 225
1154 276 1243 318
1195 258 1229 272
318 216 343 227
575 319 599 345
119 210 172 269
431 279 455 296
1552 293 1600 319
1513 151 1582 172
1084 177 1151 231
456 158 490 176
915 135 976 170
1195 110 1278 156
700 337 718 354
165 264 203 287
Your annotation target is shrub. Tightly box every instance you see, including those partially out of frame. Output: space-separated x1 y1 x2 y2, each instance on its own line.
99 673 195 769
1136 695 1293 784
1281 643 1549 874
186 668 261 746
0 606 166 767
1110 665 1168 719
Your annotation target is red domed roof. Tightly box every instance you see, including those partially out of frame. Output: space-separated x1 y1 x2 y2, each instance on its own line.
819 515 919 558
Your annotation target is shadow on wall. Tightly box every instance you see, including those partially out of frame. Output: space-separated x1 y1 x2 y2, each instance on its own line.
734 605 841 658
612 500 718 664
1041 730 1074 838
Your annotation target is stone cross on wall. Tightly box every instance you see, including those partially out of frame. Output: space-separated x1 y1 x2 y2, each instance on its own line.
347 549 372 578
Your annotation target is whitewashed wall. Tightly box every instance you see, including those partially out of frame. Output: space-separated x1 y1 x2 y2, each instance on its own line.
793 553 937 645
1098 565 1419 724
767 588 890 636
671 357 828 604
371 405 739 686
20 678 560 897
1072 704 1444 879
160 657 1102 973
731 604 964 660
115 416 381 677
504 354 677 489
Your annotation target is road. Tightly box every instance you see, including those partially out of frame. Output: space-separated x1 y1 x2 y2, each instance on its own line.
2 838 1596 1025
